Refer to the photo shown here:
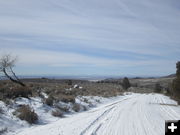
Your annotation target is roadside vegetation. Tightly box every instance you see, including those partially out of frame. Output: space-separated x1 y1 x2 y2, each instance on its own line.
122 77 131 90
13 105 38 124
171 61 180 104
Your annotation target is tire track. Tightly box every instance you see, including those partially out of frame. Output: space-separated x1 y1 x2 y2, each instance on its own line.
80 95 140 135
80 106 115 135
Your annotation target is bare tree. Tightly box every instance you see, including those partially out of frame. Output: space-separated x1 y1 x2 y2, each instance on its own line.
0 54 25 86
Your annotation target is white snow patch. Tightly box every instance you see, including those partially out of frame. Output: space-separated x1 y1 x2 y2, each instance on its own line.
73 84 79 88
1 94 113 134
7 93 180 135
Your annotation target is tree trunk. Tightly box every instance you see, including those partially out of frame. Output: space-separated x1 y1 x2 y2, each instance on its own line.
3 68 26 87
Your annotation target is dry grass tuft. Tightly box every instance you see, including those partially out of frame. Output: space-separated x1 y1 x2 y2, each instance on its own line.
0 128 7 134
73 103 81 112
45 96 54 106
0 107 4 114
0 82 32 99
14 105 38 124
55 94 75 103
52 109 63 117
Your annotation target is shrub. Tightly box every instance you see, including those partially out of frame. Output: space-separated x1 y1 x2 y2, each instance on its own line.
0 128 7 134
122 77 131 90
67 80 72 85
52 109 63 117
61 95 75 103
82 105 88 111
54 104 69 112
73 103 81 112
83 98 89 103
3 99 13 106
172 78 180 104
45 96 54 106
176 61 180 77
15 105 38 124
5 86 32 99
56 95 75 103
0 107 3 114
171 61 180 104
154 83 162 93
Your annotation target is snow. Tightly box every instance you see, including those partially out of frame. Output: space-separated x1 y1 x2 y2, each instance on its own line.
0 97 59 135
74 84 79 89
41 92 48 99
0 101 28 133
0 94 111 134
5 93 180 135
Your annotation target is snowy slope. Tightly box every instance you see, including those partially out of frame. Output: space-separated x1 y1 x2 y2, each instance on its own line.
9 93 180 135
0 94 108 133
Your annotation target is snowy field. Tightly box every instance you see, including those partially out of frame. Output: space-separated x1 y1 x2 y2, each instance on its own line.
6 93 180 135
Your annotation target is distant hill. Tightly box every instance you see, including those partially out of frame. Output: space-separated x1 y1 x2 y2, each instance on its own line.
162 74 176 78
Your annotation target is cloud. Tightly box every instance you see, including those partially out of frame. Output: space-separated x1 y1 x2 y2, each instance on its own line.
0 0 180 76
1 48 176 68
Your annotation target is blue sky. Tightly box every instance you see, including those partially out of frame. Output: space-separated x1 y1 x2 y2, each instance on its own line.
0 0 180 76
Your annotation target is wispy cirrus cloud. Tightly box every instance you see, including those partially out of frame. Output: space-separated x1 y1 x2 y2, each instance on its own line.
0 0 180 76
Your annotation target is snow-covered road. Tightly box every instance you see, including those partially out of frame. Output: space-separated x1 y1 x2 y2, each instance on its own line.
12 93 180 135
